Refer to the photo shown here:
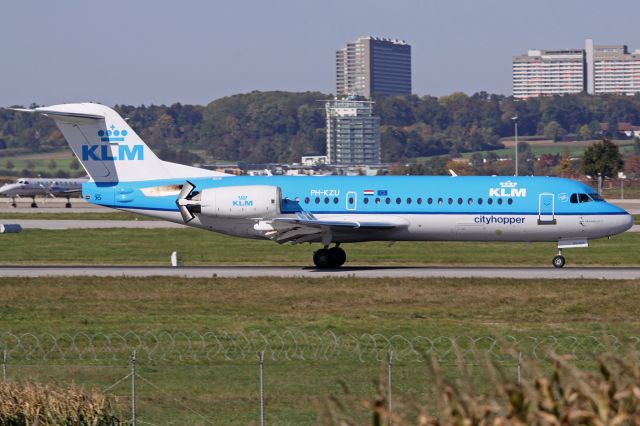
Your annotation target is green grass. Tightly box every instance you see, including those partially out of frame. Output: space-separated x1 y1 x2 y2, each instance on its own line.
1 276 640 424
1 150 78 176
0 228 637 266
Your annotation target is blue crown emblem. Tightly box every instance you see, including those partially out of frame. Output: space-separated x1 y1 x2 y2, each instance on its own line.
98 124 128 142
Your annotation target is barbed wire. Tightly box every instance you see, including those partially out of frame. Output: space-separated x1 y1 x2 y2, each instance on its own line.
1 331 639 363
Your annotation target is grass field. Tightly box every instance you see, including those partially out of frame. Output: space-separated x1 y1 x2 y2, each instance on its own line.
1 150 78 175
1 276 640 424
0 228 638 266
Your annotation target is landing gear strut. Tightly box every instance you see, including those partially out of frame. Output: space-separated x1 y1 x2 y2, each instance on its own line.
552 249 566 268
313 245 346 269
10 197 17 208
30 196 38 208
65 196 72 208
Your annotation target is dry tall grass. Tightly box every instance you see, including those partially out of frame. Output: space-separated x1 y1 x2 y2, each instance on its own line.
319 352 640 425
0 381 122 425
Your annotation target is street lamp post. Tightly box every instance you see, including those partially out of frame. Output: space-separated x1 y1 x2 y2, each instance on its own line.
511 116 519 176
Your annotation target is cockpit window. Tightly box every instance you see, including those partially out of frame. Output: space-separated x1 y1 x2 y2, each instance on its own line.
570 193 592 203
589 193 605 202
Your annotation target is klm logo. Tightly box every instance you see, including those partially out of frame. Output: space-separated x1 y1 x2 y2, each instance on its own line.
233 195 253 207
82 124 143 161
98 125 128 142
489 181 527 197
82 145 144 161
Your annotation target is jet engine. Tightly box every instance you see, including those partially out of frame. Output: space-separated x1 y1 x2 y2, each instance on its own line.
176 183 281 222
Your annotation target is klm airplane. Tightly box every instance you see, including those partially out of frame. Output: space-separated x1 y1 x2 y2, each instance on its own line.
12 103 633 268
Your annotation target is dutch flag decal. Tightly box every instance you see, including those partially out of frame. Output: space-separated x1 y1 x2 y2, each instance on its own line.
363 189 375 196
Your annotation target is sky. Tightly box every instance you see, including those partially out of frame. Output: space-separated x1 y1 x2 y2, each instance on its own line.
1 0 638 107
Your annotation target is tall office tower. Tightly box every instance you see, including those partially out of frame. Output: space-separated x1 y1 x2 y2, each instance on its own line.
336 37 411 98
326 97 381 165
512 49 586 99
585 40 640 95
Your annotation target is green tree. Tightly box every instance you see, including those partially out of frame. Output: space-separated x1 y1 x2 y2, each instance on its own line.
581 139 623 190
47 159 57 170
25 160 36 171
577 124 592 141
5 160 14 170
70 158 80 170
543 121 566 142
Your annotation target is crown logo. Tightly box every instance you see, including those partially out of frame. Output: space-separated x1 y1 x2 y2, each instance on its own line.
97 124 128 142
499 180 517 188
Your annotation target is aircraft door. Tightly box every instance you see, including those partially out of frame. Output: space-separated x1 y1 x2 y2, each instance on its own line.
346 191 357 211
538 193 556 225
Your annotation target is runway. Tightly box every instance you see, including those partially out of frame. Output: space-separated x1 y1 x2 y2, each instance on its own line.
1 266 639 279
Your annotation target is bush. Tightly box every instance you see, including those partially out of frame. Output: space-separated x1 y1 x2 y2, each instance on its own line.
320 352 640 425
0 381 122 425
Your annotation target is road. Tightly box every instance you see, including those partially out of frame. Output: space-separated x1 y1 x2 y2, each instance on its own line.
1 266 639 279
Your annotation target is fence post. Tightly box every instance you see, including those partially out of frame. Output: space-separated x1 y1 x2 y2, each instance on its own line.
517 351 522 385
131 350 137 426
2 350 6 382
259 351 265 426
387 350 393 425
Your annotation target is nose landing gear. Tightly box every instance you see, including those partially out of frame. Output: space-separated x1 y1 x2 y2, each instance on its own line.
552 249 566 268
313 245 346 269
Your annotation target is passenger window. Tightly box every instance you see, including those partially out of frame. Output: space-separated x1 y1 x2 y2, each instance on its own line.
478 198 483 205
437 198 443 205
407 197 412 204
385 197 391 204
448 198 453 205
507 198 513 205
468 198 473 205
417 198 422 205
324 197 329 204
363 198 369 204
488 198 493 205
375 198 381 204
304 197 310 204
396 197 401 204
428 197 434 205
457 197 463 205
498 198 503 205
315 197 320 204
295 197 300 203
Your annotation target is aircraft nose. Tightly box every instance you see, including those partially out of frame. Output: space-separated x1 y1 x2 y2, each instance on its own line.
620 213 634 233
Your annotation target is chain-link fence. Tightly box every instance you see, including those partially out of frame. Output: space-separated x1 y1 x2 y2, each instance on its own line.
2 331 639 425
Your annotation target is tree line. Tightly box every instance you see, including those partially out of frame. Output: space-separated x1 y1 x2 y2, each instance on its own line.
2 91 640 166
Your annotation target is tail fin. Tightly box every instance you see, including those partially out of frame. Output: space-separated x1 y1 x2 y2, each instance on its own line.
14 103 225 182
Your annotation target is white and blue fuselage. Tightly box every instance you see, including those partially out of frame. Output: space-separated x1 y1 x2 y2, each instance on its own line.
83 175 632 243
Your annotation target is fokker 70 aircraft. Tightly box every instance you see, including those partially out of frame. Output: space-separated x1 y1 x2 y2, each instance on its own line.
0 176 87 207
11 103 633 268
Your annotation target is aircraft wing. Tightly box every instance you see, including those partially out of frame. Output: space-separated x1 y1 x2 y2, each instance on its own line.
262 212 406 244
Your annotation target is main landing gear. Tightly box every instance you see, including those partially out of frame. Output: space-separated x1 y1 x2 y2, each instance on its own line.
552 248 566 268
30 196 38 208
313 245 346 269
65 196 72 208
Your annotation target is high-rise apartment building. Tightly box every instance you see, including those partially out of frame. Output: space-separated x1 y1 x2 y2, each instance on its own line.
513 39 640 98
512 49 586 99
336 37 411 98
588 42 640 96
326 97 381 165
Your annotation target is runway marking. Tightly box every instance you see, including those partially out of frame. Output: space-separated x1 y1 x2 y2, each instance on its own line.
1 266 639 279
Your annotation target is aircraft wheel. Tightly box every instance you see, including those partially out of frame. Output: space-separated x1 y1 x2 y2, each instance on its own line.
30 202 38 208
11 202 16 208
329 247 346 268
313 249 333 269
65 202 72 208
552 255 566 268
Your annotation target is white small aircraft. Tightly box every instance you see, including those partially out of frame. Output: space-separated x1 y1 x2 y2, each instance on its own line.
0 177 87 208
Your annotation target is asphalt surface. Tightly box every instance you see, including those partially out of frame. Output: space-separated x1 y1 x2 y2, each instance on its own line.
1 266 639 279
4 219 186 229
